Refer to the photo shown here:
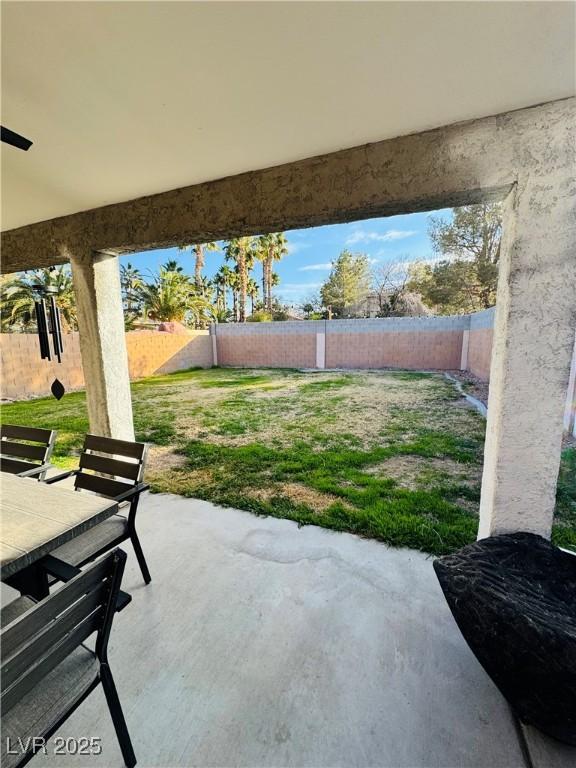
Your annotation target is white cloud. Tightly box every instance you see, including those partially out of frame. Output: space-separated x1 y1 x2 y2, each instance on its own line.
346 228 418 245
298 262 333 272
275 282 322 295
286 241 311 255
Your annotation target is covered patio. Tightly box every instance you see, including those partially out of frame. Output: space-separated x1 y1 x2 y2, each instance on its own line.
20 492 558 768
1 3 575 768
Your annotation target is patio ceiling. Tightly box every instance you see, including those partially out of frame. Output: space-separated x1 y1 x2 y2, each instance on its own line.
2 1 574 232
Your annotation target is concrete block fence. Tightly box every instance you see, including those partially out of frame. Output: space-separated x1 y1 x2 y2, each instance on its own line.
212 311 494 378
0 330 212 401
1 309 575 435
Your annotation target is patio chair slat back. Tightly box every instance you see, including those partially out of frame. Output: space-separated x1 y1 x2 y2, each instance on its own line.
1 425 54 444
2 589 106 689
84 434 147 461
1 555 111 661
0 550 126 715
0 457 39 475
1 616 101 713
0 425 56 477
80 451 142 482
1 441 47 461
74 471 135 499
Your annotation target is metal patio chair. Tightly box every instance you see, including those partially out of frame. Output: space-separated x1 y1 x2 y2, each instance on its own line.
1 549 136 768
45 434 151 585
0 424 56 480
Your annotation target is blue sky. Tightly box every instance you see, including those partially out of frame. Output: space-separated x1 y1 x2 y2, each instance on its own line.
121 208 450 306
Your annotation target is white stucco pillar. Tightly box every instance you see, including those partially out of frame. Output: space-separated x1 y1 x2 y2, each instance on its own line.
316 332 326 369
478 175 576 538
70 250 135 441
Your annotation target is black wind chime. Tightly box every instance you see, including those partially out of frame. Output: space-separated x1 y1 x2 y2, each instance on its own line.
33 282 66 400
0 127 67 399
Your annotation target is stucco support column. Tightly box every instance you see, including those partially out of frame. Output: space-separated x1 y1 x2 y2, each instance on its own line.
316 331 326 369
478 172 576 538
70 250 135 441
460 328 470 371
211 324 218 366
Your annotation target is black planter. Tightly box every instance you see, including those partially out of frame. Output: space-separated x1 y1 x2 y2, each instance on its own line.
433 532 576 745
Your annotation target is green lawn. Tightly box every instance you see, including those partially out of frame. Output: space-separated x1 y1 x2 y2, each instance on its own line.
1 367 574 556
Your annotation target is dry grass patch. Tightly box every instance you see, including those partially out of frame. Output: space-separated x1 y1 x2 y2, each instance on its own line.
146 445 188 474
367 455 482 491
249 482 349 513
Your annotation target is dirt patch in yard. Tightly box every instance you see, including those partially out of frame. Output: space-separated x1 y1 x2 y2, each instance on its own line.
189 371 463 450
446 370 489 407
368 455 482 491
146 445 188 474
249 482 346 513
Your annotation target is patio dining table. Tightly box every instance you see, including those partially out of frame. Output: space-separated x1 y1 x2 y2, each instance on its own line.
1 473 119 599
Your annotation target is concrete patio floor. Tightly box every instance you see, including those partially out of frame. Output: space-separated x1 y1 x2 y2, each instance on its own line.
4 492 573 768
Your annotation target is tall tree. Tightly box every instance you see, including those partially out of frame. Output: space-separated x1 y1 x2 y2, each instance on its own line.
178 242 218 292
229 270 240 322
224 237 256 322
162 259 184 273
214 265 235 313
372 257 429 317
320 250 371 318
0 266 78 332
246 277 259 315
408 203 502 314
139 265 213 325
256 233 288 313
120 262 144 319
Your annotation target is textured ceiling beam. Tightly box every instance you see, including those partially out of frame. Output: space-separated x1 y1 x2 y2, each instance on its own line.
1 98 573 273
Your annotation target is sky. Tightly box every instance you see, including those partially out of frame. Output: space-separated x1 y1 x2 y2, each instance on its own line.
120 208 451 307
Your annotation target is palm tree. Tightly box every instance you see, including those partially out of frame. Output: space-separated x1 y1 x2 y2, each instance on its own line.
256 233 288 313
178 242 218 292
120 262 144 317
229 269 240 322
213 307 233 323
0 266 77 332
188 291 217 328
139 266 213 326
224 237 255 322
198 275 215 299
215 265 240 318
192 277 215 328
162 259 183 273
214 266 231 313
247 277 259 315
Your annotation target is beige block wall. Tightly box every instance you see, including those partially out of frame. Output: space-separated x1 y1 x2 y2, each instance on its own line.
218 333 316 368
0 330 213 401
125 331 213 378
1 332 85 401
467 328 493 381
326 331 464 370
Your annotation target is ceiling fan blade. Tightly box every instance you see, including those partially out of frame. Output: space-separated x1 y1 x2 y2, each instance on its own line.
1 126 33 151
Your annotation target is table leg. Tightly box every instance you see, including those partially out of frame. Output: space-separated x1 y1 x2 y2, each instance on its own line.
4 562 50 600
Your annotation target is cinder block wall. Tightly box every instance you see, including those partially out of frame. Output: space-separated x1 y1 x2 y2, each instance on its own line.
214 316 471 372
3 314 575 433
215 322 317 368
324 317 467 370
1 332 85 401
467 308 495 380
0 330 212 400
125 331 213 378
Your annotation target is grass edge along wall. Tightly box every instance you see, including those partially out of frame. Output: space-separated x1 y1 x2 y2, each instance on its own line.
1 307 575 436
